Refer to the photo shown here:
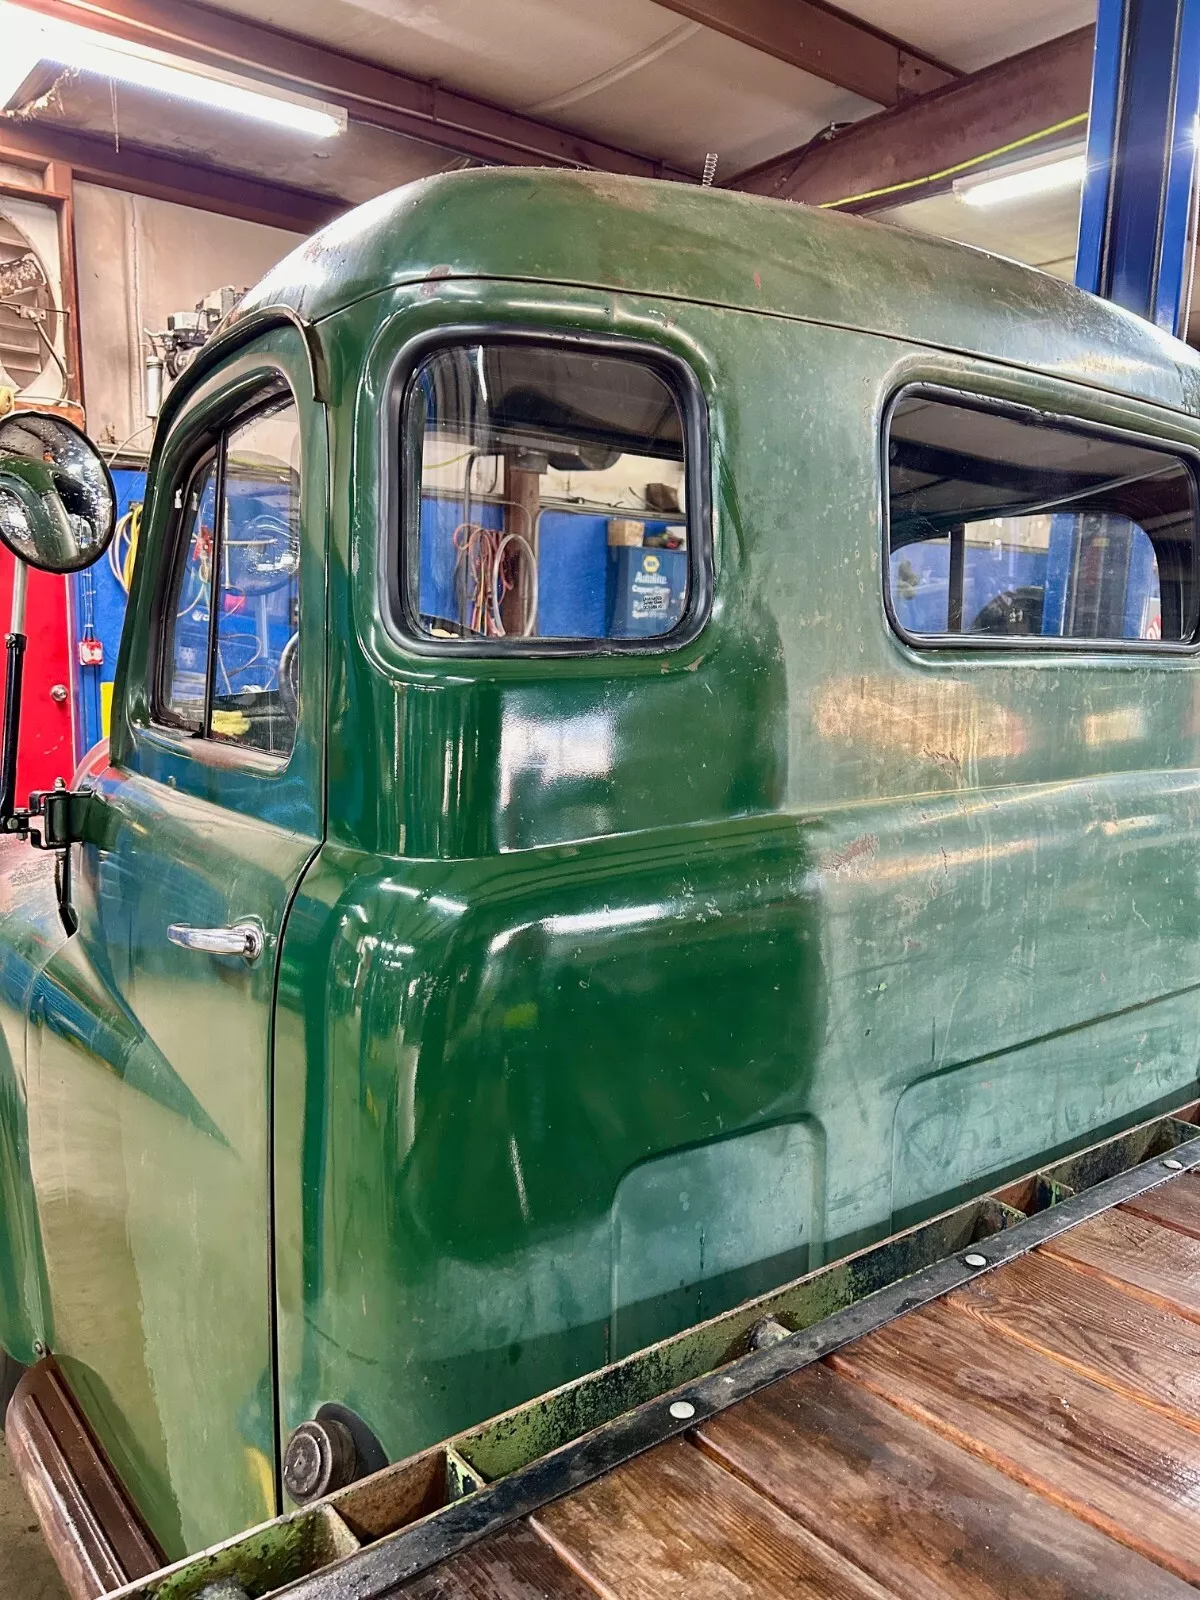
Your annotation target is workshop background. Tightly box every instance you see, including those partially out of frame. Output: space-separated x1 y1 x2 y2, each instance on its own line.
8 0 1200 1594
0 0 1110 803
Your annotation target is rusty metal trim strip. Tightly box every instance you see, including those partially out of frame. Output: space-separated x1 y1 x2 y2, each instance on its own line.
268 1130 1200 1599
6 1358 163 1599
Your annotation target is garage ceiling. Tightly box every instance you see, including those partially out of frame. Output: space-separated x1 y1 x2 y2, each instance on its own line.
1 0 1099 298
3 0 1094 185
195 0 885 174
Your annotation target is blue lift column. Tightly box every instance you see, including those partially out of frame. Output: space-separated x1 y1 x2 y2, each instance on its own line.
1045 0 1200 642
1075 0 1200 333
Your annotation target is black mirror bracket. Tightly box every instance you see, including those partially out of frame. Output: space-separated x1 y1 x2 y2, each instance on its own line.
2 779 89 850
2 778 86 935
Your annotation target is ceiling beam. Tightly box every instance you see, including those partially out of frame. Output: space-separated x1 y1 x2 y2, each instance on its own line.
6 0 692 179
0 121 341 231
652 0 957 106
731 26 1094 210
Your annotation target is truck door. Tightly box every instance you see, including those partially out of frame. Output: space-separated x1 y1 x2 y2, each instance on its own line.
24 324 325 1560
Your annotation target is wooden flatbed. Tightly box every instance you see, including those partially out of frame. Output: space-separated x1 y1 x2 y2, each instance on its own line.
405 1175 1200 1600
29 1108 1200 1600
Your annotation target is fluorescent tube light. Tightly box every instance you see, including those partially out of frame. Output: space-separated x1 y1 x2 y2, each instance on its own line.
0 42 41 105
0 3 345 138
955 152 1086 209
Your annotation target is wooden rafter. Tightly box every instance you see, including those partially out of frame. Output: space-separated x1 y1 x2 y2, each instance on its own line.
0 122 340 232
731 27 1094 211
652 0 957 107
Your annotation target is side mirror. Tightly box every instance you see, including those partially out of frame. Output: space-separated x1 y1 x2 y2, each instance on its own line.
0 412 116 573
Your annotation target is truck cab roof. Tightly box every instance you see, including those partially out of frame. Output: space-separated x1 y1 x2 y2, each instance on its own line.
231 166 1200 417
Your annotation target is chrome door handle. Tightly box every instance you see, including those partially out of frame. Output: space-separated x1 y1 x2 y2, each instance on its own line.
166 922 264 961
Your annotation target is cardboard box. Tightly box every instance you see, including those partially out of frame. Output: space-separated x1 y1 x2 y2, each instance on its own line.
607 519 644 548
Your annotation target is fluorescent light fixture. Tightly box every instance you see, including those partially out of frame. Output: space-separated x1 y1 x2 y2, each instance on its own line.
0 2 346 138
954 150 1086 209
0 53 41 106
0 22 41 104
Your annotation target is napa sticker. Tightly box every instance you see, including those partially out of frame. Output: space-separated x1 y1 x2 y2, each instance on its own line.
631 551 671 618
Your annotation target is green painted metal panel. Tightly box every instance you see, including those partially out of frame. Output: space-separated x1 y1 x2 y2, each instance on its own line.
233 170 1200 418
272 265 1200 1483
0 842 59 1366
0 172 1199 1561
19 324 327 1559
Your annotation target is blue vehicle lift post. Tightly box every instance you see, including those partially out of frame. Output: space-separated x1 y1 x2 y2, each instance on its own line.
1045 0 1200 642
1076 0 1200 333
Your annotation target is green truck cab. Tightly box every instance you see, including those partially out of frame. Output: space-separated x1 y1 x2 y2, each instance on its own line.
2 166 1200 1572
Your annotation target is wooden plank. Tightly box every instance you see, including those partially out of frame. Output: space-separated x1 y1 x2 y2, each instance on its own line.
695 1362 1191 1599
329 1448 446 1543
950 1251 1200 1428
534 1438 896 1600
5 1360 163 1600
403 1524 601 1600
829 1298 1200 1584
1122 1174 1200 1243
1041 1207 1200 1321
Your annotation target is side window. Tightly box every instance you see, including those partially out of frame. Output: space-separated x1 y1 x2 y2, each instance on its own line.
402 341 695 647
211 403 302 753
886 392 1199 647
161 455 217 732
158 389 302 756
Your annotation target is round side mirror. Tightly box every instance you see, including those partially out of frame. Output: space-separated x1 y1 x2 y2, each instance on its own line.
0 412 117 573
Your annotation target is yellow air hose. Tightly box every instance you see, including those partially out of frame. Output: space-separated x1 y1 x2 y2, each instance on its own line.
121 500 142 590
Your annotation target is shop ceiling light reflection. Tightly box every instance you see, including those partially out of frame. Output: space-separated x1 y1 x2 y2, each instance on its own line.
954 148 1087 209
0 3 345 138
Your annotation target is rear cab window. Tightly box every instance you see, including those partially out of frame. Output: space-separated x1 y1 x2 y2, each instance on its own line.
395 338 706 652
885 389 1200 649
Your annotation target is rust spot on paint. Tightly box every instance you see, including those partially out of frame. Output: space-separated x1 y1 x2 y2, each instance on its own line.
419 265 453 298
813 675 1028 766
824 833 879 877
922 746 962 776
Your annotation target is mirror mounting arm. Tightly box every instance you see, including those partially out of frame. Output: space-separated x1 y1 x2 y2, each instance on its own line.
0 630 24 824
0 558 27 826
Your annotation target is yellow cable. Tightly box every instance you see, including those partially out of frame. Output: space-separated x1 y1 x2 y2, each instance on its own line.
121 502 142 590
819 113 1088 210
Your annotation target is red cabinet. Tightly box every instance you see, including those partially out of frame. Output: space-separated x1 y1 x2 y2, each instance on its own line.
0 550 74 805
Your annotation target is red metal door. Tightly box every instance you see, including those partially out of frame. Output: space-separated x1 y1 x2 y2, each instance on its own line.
0 549 74 805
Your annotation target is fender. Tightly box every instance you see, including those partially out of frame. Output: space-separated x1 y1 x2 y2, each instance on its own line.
0 839 63 1364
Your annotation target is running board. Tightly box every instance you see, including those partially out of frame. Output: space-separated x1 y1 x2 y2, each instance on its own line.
5 1358 162 1599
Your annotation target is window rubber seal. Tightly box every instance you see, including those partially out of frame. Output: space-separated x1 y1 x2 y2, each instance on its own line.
148 380 298 739
382 324 713 661
880 379 1200 658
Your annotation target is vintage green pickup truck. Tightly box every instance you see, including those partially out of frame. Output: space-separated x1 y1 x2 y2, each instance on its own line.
2 166 1200 1591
